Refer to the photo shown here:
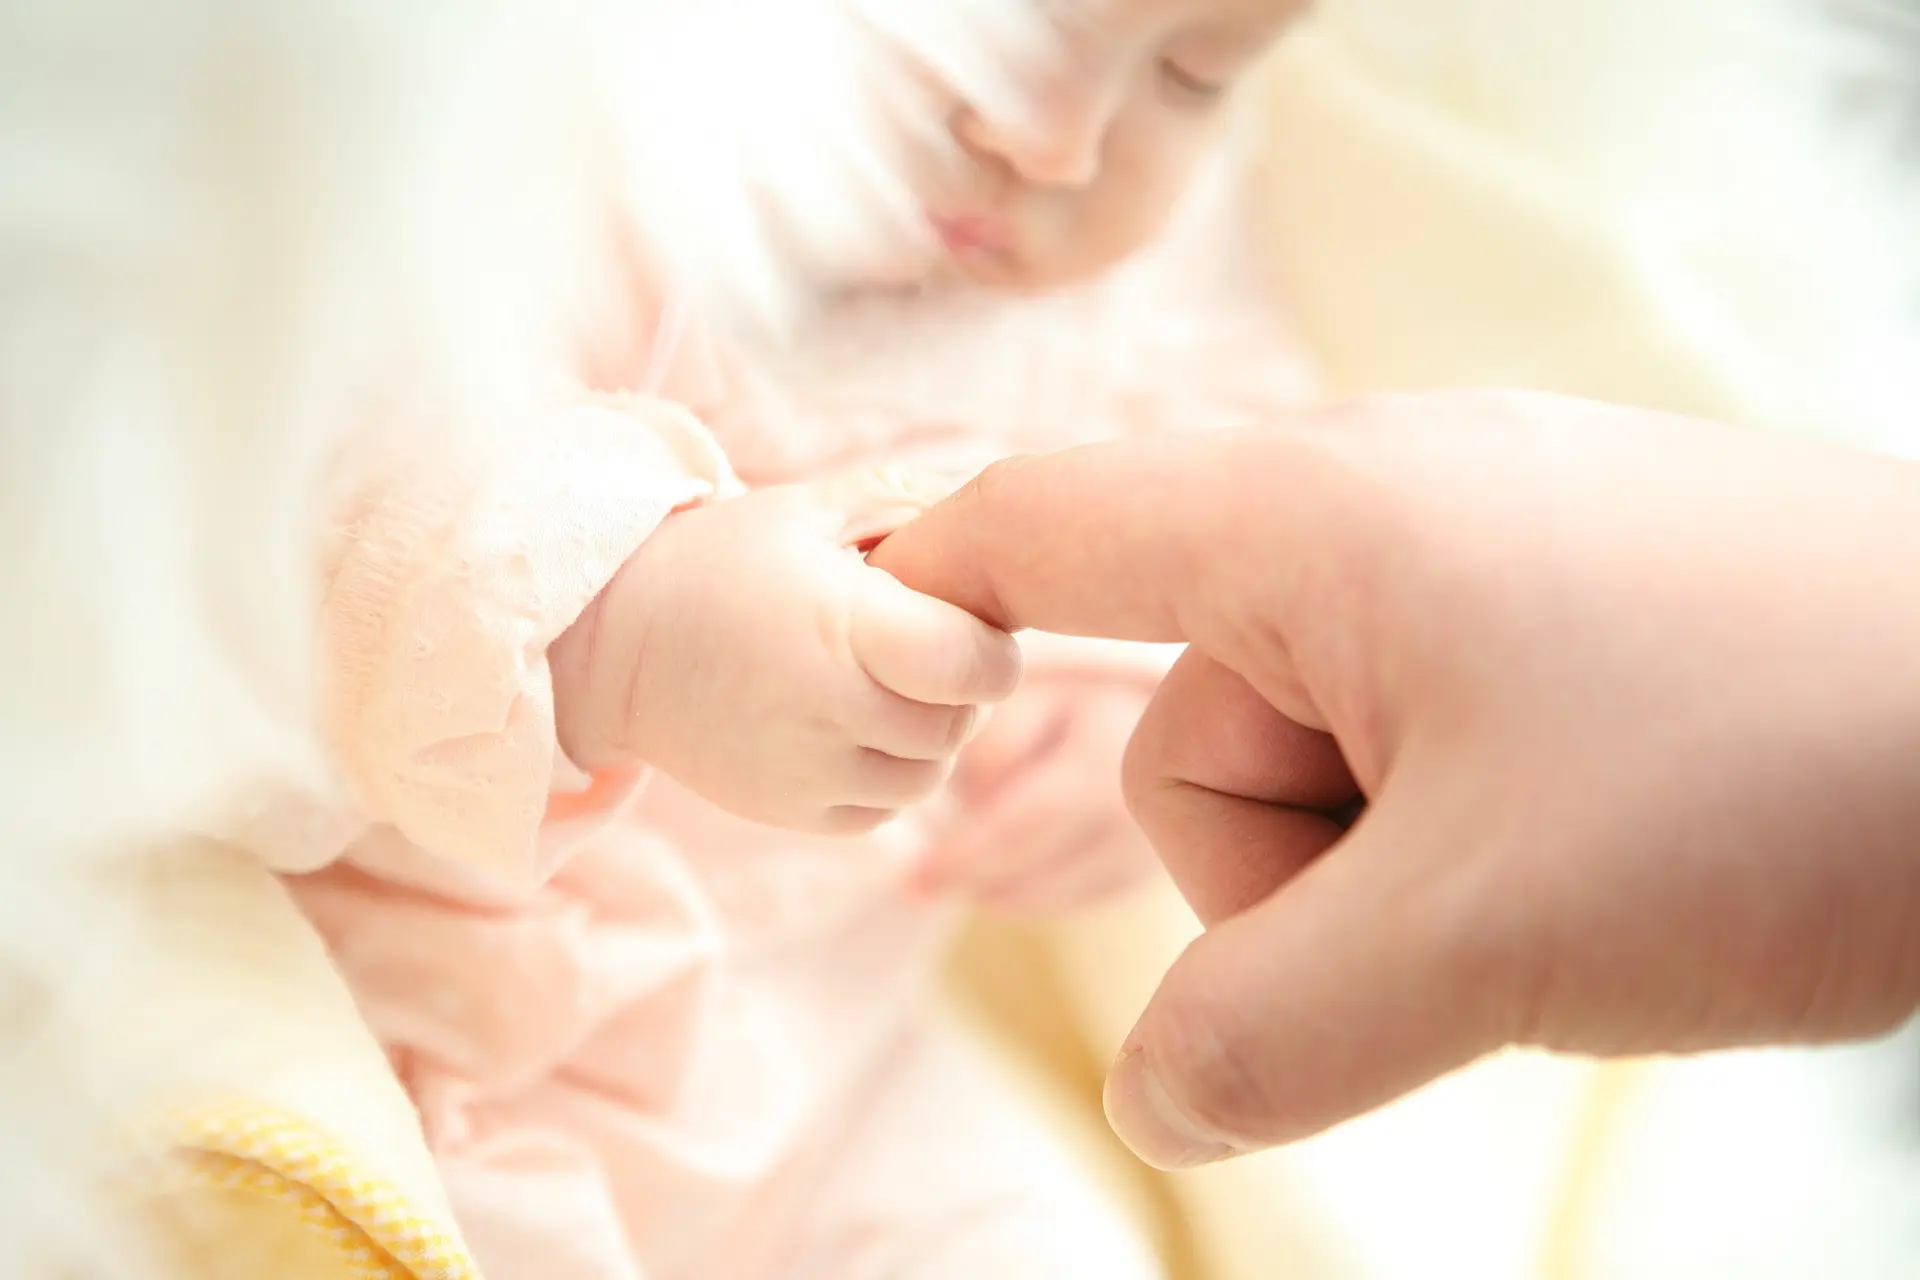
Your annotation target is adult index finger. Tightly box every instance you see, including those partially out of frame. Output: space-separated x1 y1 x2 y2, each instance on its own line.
867 430 1282 642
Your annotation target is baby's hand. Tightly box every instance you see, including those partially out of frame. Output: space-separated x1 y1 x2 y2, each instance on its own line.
919 680 1161 914
550 472 1020 834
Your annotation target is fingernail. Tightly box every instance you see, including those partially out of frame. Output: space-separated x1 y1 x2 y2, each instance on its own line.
1104 1045 1236 1171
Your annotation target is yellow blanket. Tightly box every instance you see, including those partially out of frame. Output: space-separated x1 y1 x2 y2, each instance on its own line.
84 843 476 1280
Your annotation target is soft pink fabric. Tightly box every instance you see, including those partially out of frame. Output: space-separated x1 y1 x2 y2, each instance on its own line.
285 163 1316 1280
248 393 737 880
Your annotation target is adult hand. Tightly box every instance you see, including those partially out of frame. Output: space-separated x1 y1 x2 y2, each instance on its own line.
867 390 1920 1169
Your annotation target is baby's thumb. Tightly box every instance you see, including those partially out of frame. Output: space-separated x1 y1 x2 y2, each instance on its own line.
1103 799 1516 1168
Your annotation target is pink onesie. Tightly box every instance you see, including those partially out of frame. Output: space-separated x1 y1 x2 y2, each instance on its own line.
282 168 1315 1280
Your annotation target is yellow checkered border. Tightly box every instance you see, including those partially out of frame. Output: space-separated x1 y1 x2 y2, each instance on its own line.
147 1101 478 1280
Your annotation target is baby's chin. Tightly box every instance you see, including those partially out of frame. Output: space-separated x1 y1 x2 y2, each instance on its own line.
803 212 1138 306
844 258 973 303
940 248 1117 300
829 260 1073 308
801 226 966 305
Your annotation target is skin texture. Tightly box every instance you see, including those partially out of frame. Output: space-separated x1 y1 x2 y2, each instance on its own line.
868 389 1920 1169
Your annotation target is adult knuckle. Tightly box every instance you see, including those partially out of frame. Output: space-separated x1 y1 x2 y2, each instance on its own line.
1119 728 1175 828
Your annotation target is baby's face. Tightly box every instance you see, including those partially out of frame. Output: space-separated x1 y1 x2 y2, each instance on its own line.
904 0 1305 293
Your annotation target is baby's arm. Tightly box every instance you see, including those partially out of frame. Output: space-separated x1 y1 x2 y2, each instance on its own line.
320 383 1016 886
313 393 735 888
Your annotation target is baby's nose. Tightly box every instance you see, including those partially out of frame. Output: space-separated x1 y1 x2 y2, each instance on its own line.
957 99 1104 189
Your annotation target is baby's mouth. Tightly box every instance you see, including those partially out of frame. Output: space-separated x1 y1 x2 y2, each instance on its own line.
928 212 1014 259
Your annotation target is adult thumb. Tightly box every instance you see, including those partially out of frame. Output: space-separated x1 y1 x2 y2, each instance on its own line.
1102 796 1517 1168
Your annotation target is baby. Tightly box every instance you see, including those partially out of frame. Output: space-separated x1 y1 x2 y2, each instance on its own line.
277 1 1311 1277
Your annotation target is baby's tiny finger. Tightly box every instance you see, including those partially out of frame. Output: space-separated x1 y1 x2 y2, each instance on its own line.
851 569 1021 706
848 688 978 762
846 748 952 810
815 805 900 836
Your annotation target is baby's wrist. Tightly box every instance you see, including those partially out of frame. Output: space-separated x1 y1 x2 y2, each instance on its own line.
550 495 717 771
549 587 624 772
